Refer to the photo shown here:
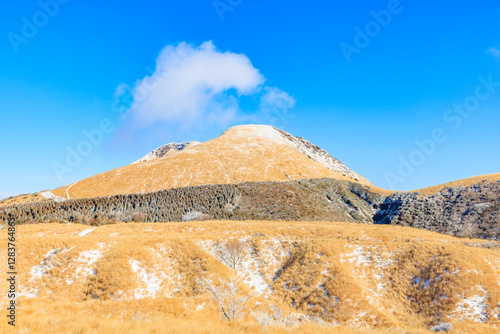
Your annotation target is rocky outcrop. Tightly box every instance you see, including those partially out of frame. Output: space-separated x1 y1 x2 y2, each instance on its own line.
275 128 368 183
133 141 200 163
374 181 500 239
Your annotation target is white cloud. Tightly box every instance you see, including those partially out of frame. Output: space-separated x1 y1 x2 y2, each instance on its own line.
257 87 296 130
487 46 500 60
259 87 296 114
120 41 275 130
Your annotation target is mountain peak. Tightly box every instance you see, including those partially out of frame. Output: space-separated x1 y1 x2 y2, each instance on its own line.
220 124 367 183
135 124 368 184
222 124 288 144
50 124 371 199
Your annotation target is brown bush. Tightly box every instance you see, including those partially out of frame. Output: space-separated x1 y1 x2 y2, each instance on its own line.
386 244 460 326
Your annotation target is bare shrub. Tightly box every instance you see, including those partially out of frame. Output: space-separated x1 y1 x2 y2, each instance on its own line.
118 212 133 222
132 212 147 222
182 211 213 222
182 211 203 222
252 304 310 327
225 239 245 270
197 276 252 321
213 239 246 270
90 215 116 226
107 210 132 222
456 221 479 238
89 217 101 226
198 213 213 221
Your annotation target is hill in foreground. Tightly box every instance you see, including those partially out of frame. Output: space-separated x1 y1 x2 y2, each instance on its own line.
1 220 499 333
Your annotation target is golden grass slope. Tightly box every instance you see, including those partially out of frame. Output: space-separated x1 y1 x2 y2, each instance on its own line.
1 221 500 333
0 193 46 208
415 172 500 195
50 125 372 199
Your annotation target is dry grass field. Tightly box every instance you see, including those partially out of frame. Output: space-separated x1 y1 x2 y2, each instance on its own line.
1 220 499 333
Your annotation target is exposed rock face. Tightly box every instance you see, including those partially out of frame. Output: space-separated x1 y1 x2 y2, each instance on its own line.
275 129 367 182
374 181 500 239
133 141 201 164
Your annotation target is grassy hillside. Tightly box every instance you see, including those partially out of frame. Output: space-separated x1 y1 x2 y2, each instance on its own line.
1 221 499 333
47 125 371 200
0 193 47 207
414 173 500 195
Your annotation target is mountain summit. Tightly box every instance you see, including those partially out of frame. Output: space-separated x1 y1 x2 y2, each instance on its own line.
51 125 371 199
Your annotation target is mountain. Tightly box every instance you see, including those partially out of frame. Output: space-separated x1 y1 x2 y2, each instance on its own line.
48 125 372 200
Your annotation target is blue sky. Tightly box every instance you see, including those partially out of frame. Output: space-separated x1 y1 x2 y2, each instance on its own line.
0 0 499 198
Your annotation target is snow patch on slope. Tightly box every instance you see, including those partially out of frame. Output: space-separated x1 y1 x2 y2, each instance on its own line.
129 259 163 299
41 191 65 202
78 228 94 237
340 244 394 304
197 238 272 294
197 236 300 296
72 249 102 279
453 286 489 322
64 243 108 284
128 245 181 299
30 248 70 281
21 247 72 297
